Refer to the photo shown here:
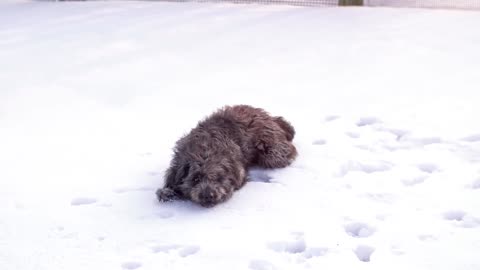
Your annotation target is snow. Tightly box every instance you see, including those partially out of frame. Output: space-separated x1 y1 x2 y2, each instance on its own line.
366 0 480 10
1 1 480 270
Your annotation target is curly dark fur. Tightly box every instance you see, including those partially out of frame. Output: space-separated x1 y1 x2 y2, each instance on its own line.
156 105 297 207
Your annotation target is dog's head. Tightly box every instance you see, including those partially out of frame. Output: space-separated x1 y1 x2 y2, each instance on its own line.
175 158 244 207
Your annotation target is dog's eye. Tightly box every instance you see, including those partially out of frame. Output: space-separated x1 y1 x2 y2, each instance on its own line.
193 177 201 183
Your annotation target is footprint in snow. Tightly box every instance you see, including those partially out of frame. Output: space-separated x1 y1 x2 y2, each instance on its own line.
402 175 428 187
249 260 276 270
70 197 97 206
267 233 306 254
364 193 396 204
267 239 306 254
324 115 340 122
151 244 199 257
356 117 381 127
469 178 480 189
151 244 181 253
443 210 480 228
345 132 360 139
345 222 375 238
444 210 467 221
312 138 327 145
462 134 480 142
267 233 328 261
121 261 142 270
412 137 443 146
338 160 392 177
380 127 408 140
178 245 200 257
354 245 375 262
417 163 439 174
303 247 328 258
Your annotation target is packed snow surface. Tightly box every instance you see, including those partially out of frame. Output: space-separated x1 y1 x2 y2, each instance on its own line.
1 1 479 270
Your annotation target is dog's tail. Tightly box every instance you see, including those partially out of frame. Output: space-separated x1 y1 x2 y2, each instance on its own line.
274 117 295 142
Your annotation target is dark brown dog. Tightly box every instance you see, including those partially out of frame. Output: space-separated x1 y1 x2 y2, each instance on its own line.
156 105 297 207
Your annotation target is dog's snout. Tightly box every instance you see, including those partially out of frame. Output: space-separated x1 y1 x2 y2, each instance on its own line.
200 188 215 202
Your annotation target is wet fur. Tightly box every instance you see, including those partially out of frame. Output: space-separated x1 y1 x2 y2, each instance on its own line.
156 105 297 207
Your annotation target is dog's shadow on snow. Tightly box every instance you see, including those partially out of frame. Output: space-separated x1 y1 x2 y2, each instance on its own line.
248 168 287 186
248 168 274 183
153 199 211 216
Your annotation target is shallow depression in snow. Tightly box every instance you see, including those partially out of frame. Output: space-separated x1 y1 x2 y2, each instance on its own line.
70 197 97 206
354 245 375 262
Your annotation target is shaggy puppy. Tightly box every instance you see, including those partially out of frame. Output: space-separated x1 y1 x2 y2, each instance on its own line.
156 105 297 207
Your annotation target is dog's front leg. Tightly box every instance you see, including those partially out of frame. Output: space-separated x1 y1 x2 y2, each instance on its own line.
156 187 179 202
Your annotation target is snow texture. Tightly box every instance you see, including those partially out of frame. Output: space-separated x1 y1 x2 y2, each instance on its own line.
1 1 480 270
366 0 480 9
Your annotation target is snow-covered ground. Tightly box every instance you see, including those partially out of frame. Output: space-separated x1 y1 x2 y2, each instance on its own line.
1 1 480 270
366 0 480 10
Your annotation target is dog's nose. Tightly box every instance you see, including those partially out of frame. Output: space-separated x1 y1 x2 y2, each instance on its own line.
200 189 215 202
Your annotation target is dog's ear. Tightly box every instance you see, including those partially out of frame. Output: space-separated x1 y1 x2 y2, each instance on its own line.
274 116 295 142
164 164 178 188
175 163 191 183
163 160 190 186
163 162 191 191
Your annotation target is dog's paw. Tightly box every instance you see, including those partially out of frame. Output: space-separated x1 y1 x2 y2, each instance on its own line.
156 188 177 202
